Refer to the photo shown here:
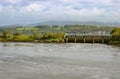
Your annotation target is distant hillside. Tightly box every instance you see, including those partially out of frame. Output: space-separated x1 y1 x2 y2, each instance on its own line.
0 24 23 28
0 24 117 35
36 21 120 26
0 21 120 27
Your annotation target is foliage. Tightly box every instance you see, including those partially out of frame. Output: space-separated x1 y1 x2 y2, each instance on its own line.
1 30 12 41
41 32 65 42
32 31 42 41
62 25 114 34
109 28 120 45
0 29 65 43
13 35 33 42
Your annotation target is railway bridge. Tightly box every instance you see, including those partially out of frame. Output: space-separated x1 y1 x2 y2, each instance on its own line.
64 34 111 43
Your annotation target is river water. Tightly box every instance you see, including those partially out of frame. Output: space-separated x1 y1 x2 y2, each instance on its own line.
0 42 120 79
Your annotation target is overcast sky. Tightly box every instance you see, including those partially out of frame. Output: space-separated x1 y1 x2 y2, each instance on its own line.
0 0 120 25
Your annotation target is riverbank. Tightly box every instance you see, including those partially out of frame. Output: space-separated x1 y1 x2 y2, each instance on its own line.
108 41 120 46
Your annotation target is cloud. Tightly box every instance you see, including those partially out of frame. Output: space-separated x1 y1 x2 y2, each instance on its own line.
0 0 120 25
0 0 22 6
0 5 2 12
60 0 75 3
5 0 22 4
60 0 111 5
20 3 44 12
112 0 120 3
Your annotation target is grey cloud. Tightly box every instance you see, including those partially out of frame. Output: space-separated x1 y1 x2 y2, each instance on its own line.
112 0 120 3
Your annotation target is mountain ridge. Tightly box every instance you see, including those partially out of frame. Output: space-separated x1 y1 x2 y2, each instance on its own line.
0 21 120 27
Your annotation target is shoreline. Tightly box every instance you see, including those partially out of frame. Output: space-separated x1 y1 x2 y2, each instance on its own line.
0 41 119 47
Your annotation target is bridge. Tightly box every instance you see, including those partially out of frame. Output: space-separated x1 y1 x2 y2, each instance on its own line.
64 34 111 43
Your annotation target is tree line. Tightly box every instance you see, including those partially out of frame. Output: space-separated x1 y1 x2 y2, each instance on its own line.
0 30 65 43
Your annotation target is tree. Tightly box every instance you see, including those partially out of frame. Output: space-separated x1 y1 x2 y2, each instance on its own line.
32 31 42 40
2 30 12 41
13 32 21 36
42 32 55 39
109 28 120 44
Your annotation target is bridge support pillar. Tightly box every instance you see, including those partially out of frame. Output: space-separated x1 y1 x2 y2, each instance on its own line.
83 37 86 43
92 38 95 44
75 37 76 43
102 39 104 44
66 38 68 43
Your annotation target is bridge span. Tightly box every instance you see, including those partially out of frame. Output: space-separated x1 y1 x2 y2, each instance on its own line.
64 34 111 43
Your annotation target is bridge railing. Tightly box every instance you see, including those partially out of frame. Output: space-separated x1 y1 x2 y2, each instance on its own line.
64 33 111 37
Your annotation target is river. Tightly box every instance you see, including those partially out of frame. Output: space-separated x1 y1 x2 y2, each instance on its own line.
0 42 120 79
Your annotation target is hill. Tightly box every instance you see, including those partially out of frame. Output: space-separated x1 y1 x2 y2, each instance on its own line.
0 21 120 27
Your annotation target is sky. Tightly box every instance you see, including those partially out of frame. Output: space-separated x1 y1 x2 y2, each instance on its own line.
0 0 120 25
